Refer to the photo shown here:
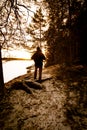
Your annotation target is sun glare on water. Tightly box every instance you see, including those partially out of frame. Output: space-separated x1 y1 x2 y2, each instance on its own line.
13 50 31 59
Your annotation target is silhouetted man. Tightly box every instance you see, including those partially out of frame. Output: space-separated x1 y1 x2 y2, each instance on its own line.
31 47 46 81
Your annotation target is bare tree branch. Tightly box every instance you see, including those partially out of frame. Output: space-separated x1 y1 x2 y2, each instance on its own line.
0 0 36 49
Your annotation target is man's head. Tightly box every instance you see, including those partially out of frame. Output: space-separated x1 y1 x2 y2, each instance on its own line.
37 46 41 51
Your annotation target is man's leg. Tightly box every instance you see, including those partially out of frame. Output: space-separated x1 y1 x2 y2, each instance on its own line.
34 66 37 79
39 67 42 81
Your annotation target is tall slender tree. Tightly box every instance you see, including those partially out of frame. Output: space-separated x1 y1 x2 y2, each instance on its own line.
27 8 47 48
0 45 4 91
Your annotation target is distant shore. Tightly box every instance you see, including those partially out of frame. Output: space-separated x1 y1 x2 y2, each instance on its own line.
2 57 30 61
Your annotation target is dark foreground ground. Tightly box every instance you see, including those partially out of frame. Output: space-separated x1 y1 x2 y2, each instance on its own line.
0 64 87 130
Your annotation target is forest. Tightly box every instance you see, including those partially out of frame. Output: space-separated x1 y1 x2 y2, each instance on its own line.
0 0 87 129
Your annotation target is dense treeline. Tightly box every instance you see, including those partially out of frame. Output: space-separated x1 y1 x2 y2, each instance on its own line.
45 0 87 66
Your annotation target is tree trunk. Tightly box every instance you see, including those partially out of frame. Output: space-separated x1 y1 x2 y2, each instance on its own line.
40 20 41 48
0 46 4 90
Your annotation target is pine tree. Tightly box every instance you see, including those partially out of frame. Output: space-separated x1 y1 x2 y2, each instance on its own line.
27 8 47 48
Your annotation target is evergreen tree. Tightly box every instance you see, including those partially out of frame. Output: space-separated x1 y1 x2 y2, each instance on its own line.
27 8 47 48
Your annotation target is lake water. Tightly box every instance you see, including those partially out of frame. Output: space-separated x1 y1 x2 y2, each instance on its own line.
2 60 34 83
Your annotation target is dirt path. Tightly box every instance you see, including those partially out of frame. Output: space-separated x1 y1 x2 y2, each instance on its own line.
1 65 72 130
